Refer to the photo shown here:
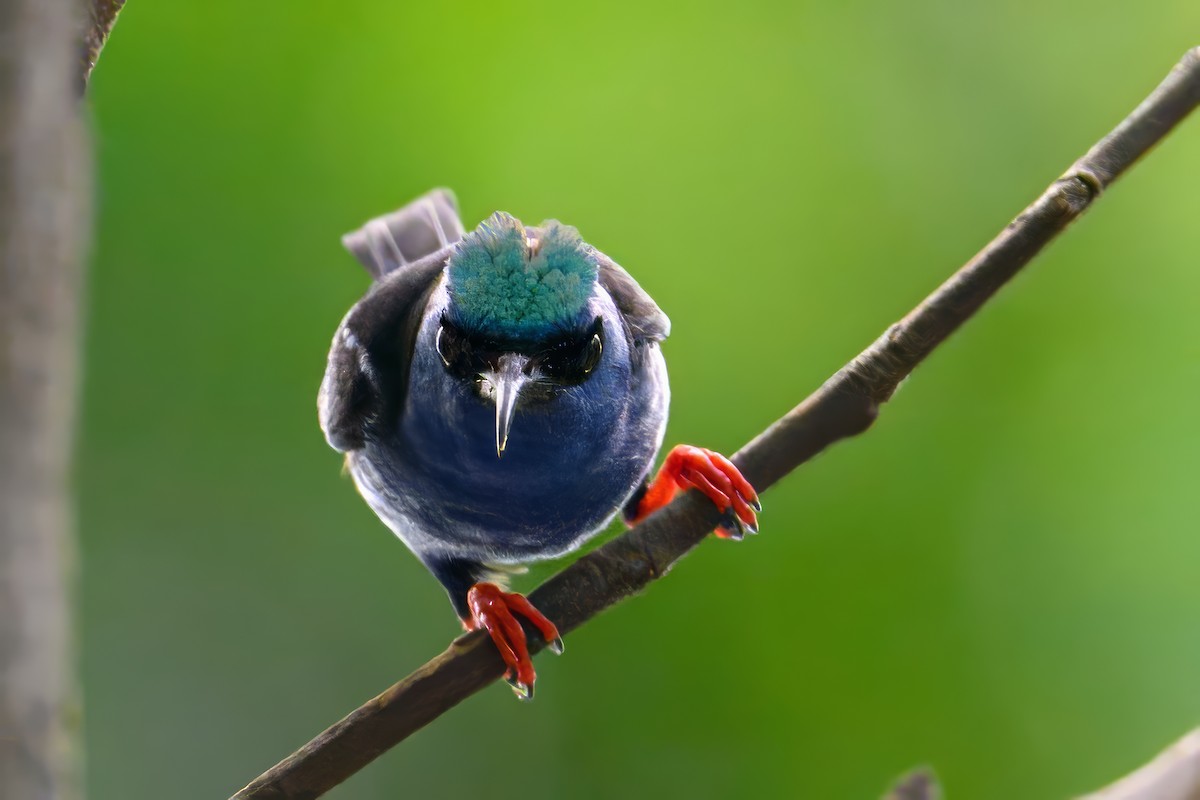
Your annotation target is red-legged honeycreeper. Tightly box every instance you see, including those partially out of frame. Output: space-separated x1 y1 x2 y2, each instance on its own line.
318 190 760 698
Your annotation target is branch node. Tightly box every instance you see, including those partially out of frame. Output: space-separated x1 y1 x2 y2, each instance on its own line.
1067 169 1105 200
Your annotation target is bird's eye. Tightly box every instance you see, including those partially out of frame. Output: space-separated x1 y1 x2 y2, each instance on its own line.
435 320 476 378
538 318 604 384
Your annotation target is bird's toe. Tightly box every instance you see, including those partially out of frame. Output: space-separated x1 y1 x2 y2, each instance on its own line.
669 445 761 536
465 582 561 700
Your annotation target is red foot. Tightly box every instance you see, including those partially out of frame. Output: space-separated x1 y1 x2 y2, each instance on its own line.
466 583 563 700
631 445 761 539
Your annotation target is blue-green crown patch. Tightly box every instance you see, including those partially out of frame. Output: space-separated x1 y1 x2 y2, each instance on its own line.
446 212 599 340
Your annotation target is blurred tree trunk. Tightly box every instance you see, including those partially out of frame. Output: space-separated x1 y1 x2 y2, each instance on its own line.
0 0 89 798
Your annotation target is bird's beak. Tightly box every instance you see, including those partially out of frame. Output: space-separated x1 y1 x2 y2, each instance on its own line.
487 353 531 458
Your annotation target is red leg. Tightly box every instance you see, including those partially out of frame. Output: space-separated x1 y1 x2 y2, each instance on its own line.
630 445 761 539
466 582 563 700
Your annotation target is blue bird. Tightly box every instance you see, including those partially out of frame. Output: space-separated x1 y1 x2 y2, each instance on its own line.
318 190 760 697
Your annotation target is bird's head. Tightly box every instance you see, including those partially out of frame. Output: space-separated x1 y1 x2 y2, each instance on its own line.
439 212 606 457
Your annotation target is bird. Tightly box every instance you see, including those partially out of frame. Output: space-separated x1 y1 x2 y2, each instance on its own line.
318 189 760 698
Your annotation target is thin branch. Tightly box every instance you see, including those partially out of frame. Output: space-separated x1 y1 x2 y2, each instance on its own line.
79 0 126 92
1080 728 1200 800
232 48 1200 800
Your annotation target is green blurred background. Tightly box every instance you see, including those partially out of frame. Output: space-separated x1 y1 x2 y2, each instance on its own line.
81 2 1200 798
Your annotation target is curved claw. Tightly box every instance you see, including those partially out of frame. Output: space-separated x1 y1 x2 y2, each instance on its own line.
715 506 757 540
633 445 761 537
505 675 534 701
466 583 562 699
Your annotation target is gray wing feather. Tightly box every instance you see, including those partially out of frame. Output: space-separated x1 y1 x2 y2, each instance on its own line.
342 188 465 280
597 256 671 342
318 251 448 451
320 192 466 451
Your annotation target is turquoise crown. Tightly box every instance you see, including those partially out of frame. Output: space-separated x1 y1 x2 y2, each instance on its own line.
446 212 599 340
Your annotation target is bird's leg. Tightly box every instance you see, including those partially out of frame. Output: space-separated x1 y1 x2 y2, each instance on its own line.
465 583 563 700
624 445 761 539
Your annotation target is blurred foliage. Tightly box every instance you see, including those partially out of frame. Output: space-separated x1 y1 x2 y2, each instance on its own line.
81 1 1199 798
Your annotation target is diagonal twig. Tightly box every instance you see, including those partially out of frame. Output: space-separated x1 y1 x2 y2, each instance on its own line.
232 47 1200 800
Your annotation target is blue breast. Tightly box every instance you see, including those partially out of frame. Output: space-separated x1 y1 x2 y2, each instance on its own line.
354 280 669 566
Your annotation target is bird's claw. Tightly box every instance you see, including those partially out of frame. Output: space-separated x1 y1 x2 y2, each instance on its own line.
466 582 562 700
635 445 761 537
715 506 758 540
505 675 534 701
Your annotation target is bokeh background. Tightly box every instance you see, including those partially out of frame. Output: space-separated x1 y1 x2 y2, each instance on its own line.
81 2 1200 798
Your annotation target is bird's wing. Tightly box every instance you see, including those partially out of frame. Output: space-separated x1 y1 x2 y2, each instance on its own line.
597 256 671 342
318 251 447 452
319 193 466 452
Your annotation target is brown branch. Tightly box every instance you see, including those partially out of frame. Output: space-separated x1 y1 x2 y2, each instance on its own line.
1 0 91 798
0 5 122 795
79 0 126 92
232 48 1200 800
